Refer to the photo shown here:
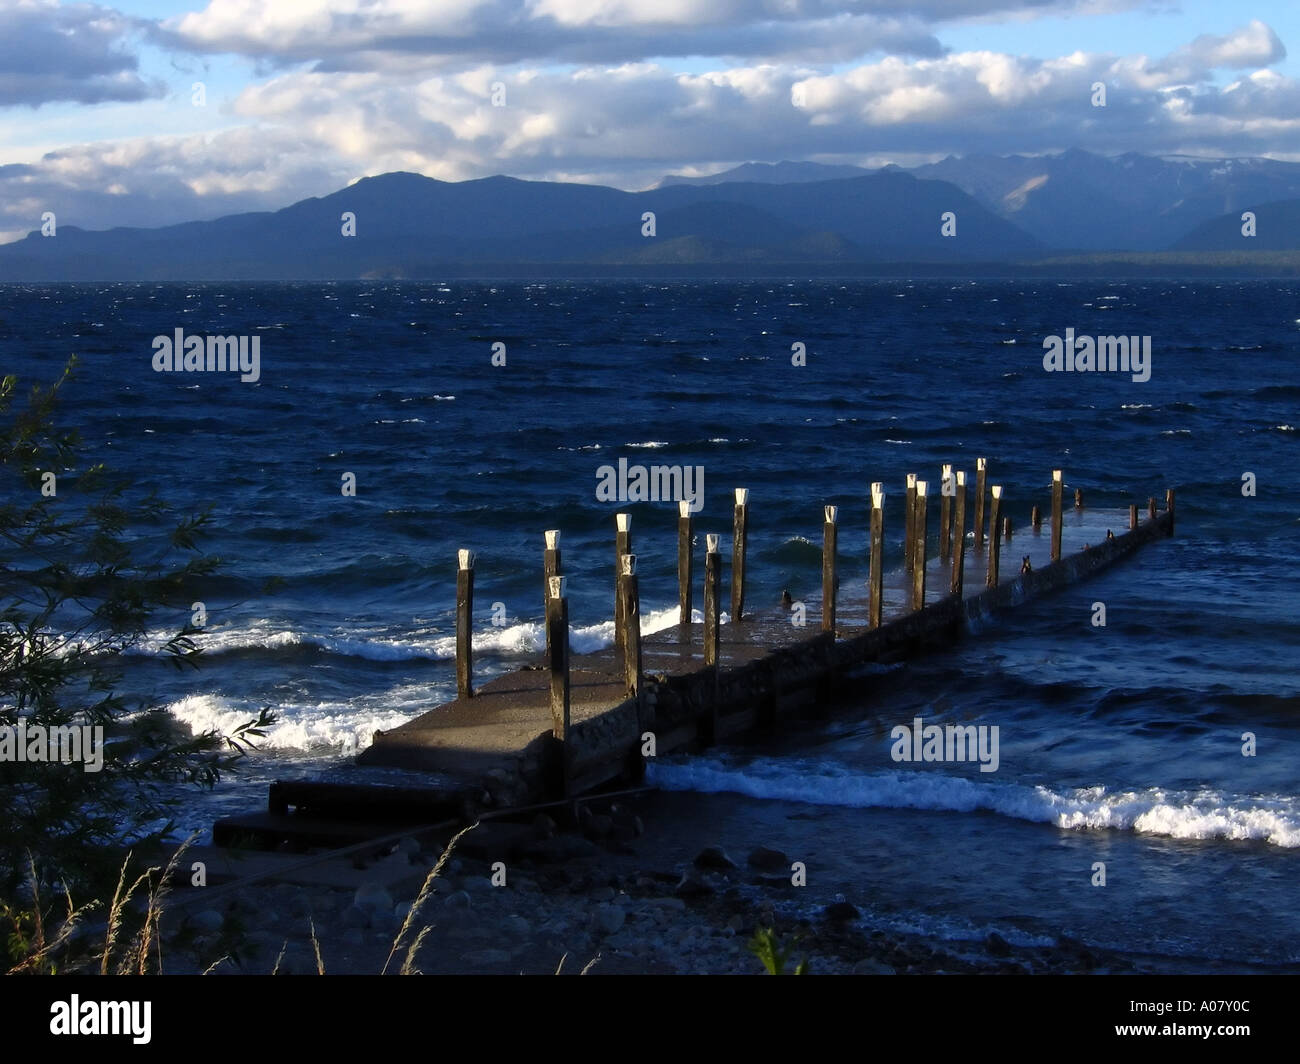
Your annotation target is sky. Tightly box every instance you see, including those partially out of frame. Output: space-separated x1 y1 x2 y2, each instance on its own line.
1 0 1298 242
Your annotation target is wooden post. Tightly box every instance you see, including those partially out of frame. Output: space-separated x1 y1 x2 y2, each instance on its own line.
614 513 631 655
939 464 953 563
986 487 1002 588
731 489 748 624
546 574 571 793
1003 516 1012 541
619 554 641 699
1129 503 1138 530
677 500 693 640
1148 496 1157 521
1166 488 1176 533
456 549 474 699
543 530 560 655
704 534 721 667
951 471 967 598
1031 504 1041 530
1051 469 1063 562
869 483 884 629
822 505 838 634
546 575 569 735
1075 488 1084 510
911 480 928 611
904 473 917 573
974 458 987 551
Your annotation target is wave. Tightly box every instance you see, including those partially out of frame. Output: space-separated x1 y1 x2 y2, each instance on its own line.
135 603 699 664
647 756 1300 848
161 691 420 755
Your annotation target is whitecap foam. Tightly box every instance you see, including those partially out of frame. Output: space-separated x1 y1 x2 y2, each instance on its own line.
161 691 417 755
135 603 701 664
646 757 1300 848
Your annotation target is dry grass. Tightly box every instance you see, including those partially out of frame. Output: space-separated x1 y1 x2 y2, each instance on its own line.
6 823 602 976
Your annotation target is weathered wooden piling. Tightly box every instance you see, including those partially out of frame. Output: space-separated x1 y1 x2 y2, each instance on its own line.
1166 488 1176 533
731 489 748 623
939 464 953 563
912 480 928 611
1031 504 1041 530
869 483 884 629
543 530 561 655
987 487 1002 588
618 554 641 698
1003 516 1012 541
950 471 967 597
614 513 631 655
1148 496 1158 521
1129 504 1138 530
545 574 571 794
1075 488 1084 510
703 534 722 743
456 549 474 699
974 458 988 550
1051 469 1064 562
822 505 838 634
905 473 917 573
704 534 721 667
677 501 693 640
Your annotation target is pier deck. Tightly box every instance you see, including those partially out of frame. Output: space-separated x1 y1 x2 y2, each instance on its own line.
354 500 1173 809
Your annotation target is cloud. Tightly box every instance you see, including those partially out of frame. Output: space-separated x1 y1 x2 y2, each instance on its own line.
0 0 159 107
4 19 1297 240
157 0 1136 67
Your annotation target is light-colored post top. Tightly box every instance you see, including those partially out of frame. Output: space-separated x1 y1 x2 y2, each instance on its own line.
916 480 928 498
548 575 566 600
942 463 953 476
616 513 631 533
991 485 1003 499
706 533 720 553
544 529 560 549
871 486 884 509
1053 469 1062 481
458 549 475 570
977 457 987 470
678 500 692 518
620 553 637 576
824 505 838 524
735 487 749 506
957 471 966 486
906 473 917 487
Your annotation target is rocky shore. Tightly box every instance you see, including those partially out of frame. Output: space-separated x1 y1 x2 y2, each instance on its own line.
147 799 1197 976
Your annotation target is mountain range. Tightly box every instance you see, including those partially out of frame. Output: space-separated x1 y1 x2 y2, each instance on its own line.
1 150 1297 280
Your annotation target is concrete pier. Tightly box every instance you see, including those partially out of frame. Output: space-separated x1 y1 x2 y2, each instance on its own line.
351 489 1175 813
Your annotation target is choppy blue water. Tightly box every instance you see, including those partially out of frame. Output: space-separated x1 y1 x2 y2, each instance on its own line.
3 279 1297 966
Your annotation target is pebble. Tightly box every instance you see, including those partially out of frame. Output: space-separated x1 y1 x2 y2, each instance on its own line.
187 909 224 935
986 931 1012 957
693 846 737 871
746 846 790 872
675 868 715 898
353 883 394 915
823 900 861 922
